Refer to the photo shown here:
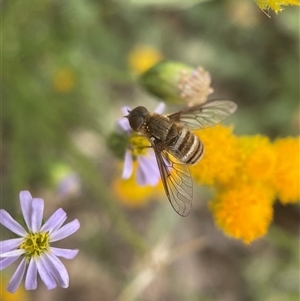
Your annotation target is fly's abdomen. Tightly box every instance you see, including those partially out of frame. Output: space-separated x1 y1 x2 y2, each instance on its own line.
169 127 204 165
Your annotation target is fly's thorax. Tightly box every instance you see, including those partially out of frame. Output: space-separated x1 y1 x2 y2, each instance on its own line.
140 113 173 141
167 125 204 165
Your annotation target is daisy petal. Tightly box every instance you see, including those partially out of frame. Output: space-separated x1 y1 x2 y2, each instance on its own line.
50 219 80 242
136 159 148 186
25 258 37 290
37 256 57 290
122 150 133 179
0 249 25 258
7 257 27 293
137 154 160 186
0 238 24 253
19 190 33 230
50 247 79 259
40 208 67 233
31 198 44 232
121 105 132 116
117 118 131 133
154 102 165 114
0 256 20 270
44 253 69 288
0 210 27 236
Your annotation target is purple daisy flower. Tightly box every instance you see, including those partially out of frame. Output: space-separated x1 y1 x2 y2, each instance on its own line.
57 172 81 199
117 102 165 186
0 191 80 293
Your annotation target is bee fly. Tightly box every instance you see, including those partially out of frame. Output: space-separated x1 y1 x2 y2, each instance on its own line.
126 100 237 217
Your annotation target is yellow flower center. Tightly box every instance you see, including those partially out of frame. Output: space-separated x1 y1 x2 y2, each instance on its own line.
20 232 50 258
129 134 150 157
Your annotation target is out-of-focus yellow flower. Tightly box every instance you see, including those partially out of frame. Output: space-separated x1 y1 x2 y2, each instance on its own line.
52 67 76 93
238 135 276 183
128 44 163 75
1 276 29 300
255 0 300 15
273 137 300 204
113 175 153 207
190 125 240 185
113 163 164 207
210 183 274 244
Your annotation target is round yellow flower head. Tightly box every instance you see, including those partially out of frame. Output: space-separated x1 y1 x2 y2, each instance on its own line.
273 137 300 204
190 125 240 186
238 135 276 183
210 183 275 244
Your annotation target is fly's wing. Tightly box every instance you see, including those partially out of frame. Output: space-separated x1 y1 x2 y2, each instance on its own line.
167 100 237 130
153 145 193 217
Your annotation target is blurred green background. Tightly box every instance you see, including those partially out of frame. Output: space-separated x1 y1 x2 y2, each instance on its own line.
2 0 299 300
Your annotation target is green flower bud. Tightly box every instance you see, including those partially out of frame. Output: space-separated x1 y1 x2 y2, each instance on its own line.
139 61 213 105
106 131 129 160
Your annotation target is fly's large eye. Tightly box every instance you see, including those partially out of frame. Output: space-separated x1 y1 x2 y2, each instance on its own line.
127 106 149 131
128 115 143 131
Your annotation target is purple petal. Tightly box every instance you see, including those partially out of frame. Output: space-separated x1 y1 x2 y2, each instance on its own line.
25 258 37 290
136 160 148 185
31 198 44 232
50 247 79 259
6 257 27 293
117 118 131 133
0 238 24 253
0 249 25 258
19 190 33 230
50 219 80 242
121 105 131 116
43 253 69 288
0 256 20 270
40 208 67 233
0 238 23 269
57 173 81 197
137 154 160 186
154 102 165 114
0 210 27 236
122 150 133 179
36 255 57 290
117 105 132 133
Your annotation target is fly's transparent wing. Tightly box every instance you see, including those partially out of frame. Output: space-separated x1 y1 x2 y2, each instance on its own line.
167 100 237 129
153 146 193 217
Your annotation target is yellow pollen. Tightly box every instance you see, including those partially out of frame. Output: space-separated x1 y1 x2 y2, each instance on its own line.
129 134 150 157
20 232 50 258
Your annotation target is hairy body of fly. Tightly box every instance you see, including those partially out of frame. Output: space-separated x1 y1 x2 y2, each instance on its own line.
139 113 204 165
125 100 237 216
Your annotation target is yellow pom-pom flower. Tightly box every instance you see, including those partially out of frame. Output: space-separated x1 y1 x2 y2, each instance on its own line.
190 125 240 186
210 183 275 244
238 135 276 184
272 137 300 204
